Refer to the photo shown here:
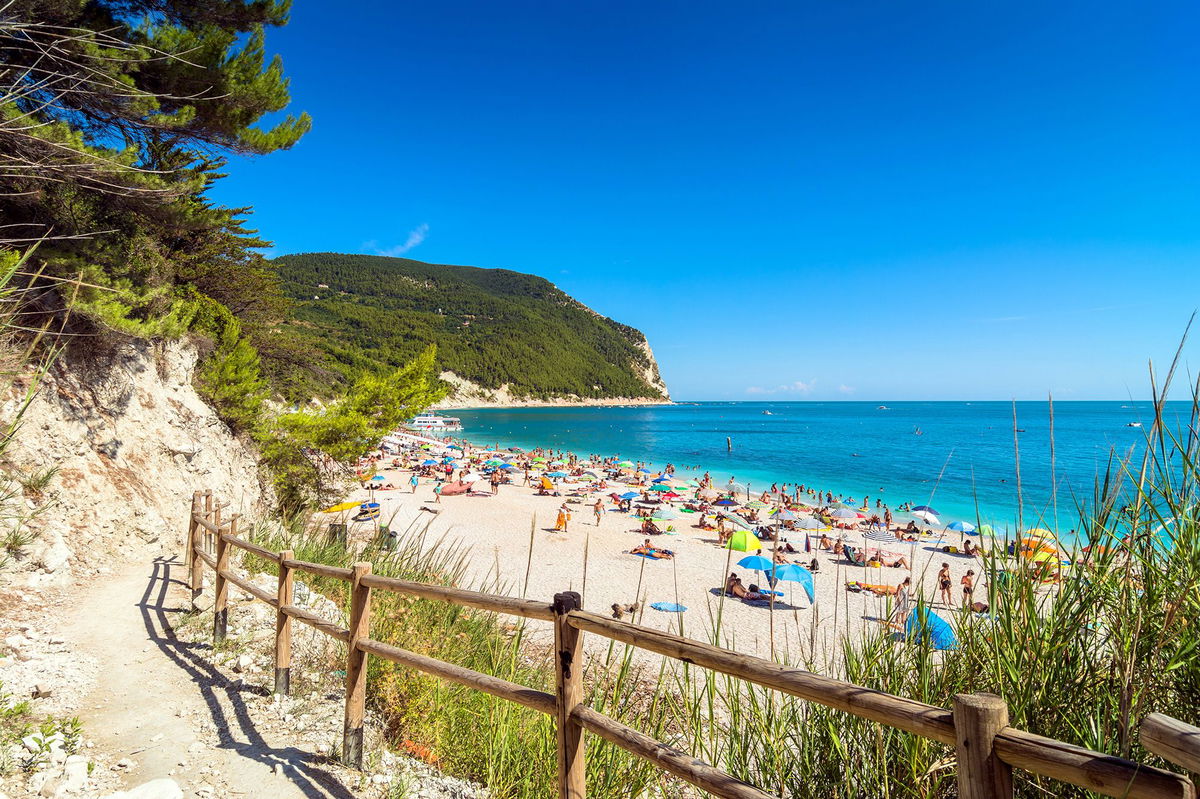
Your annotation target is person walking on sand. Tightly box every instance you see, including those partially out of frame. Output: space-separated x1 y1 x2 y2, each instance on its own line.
938 562 952 606
593 498 604 526
554 502 571 532
890 576 912 629
961 569 975 608
409 473 419 493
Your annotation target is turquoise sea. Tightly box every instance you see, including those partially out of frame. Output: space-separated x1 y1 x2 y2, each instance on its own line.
451 401 1184 535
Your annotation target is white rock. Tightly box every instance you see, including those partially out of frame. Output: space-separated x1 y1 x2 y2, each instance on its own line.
231 655 252 673
63 754 88 791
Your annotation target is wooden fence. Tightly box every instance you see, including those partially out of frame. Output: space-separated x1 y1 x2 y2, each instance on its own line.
184 490 1198 799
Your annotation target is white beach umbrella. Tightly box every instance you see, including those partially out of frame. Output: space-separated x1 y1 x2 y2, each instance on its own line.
912 509 939 524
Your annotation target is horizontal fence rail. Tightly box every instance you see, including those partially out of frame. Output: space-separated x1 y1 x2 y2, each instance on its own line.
184 490 1198 799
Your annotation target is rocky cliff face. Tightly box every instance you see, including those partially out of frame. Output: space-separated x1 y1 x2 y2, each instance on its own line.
0 339 270 590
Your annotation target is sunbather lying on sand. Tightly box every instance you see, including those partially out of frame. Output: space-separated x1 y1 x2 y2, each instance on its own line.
724 573 770 601
845 580 898 596
631 538 674 559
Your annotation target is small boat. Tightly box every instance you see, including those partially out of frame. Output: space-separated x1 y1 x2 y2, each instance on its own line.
913 426 923 436
1126 422 1142 428
877 405 889 410
762 410 773 415
406 413 464 432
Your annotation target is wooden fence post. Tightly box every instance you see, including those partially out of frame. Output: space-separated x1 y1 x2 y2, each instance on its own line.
212 516 234 644
343 562 372 769
188 491 203 610
954 693 1013 799
203 490 214 554
553 591 586 799
274 549 294 696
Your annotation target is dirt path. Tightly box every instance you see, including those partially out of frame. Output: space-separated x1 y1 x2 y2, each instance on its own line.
63 555 355 799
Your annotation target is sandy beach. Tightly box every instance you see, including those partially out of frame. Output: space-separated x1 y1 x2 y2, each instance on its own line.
327 435 997 666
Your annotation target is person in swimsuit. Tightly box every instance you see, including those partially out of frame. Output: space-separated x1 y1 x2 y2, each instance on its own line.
938 562 952 605
961 569 975 607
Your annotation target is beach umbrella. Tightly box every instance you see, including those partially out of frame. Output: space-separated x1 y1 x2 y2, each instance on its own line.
460 472 482 483
725 530 762 552
745 500 770 509
912 505 941 515
912 509 940 524
737 555 774 571
796 518 823 530
370 475 385 482
321 501 360 513
648 484 672 492
637 467 651 474
978 524 996 537
772 564 815 603
485 459 504 466
617 460 634 468
713 498 739 507
501 464 517 471
532 456 547 462
619 491 639 500
652 476 669 483
447 444 462 450
946 520 977 534
864 527 895 543
772 509 799 522
830 508 858 519
547 471 569 478
905 605 957 650
651 508 679 520
698 489 720 500
421 459 438 466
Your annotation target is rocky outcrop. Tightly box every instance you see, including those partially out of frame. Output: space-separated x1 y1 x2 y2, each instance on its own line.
0 338 271 587
434 370 671 409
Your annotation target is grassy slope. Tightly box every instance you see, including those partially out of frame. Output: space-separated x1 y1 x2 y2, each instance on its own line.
272 253 667 401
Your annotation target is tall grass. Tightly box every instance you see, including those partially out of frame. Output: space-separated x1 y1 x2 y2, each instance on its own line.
241 372 1200 798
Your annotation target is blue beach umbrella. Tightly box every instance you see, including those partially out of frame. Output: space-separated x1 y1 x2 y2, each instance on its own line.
500 463 517 470
713 498 739 507
547 471 569 478
370 475 385 482
619 491 639 500
652 476 670 483
912 505 941 516
421 459 438 466
737 555 775 571
947 520 977 534
772 564 815 603
905 605 957 650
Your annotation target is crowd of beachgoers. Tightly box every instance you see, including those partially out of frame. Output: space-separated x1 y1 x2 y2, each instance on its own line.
327 431 1071 658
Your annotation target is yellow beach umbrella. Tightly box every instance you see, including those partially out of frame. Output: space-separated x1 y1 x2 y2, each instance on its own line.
322 501 360 513
725 530 762 552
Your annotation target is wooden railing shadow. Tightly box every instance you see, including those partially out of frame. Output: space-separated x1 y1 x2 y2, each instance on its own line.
140 555 354 799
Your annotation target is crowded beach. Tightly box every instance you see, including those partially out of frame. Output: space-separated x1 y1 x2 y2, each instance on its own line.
326 429 1073 661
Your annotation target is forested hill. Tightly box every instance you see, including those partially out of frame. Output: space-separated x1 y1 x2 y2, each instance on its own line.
271 253 670 403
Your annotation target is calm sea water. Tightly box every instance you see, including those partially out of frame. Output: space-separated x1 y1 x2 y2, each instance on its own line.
451 401 1183 534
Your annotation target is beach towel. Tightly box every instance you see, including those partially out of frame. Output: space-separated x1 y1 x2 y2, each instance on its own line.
650 602 687 612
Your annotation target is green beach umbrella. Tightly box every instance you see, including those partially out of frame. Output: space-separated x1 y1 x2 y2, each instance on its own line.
725 530 762 552
617 460 634 468
648 483 672 492
745 500 770 509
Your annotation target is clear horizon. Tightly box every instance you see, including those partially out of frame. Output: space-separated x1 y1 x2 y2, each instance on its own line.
210 1 1200 401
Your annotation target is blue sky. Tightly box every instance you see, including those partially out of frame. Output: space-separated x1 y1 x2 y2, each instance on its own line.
209 0 1200 401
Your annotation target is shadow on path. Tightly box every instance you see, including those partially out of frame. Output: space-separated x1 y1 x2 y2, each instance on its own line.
138 556 354 799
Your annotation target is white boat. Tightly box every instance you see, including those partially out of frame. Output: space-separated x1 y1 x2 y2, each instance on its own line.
406 413 464 432
1126 422 1142 428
